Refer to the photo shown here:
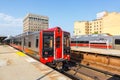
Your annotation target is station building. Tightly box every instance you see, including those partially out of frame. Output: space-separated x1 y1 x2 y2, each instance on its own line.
0 36 7 44
74 11 120 36
23 13 49 32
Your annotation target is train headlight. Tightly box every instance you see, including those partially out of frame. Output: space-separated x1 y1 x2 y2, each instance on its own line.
45 58 48 60
65 57 68 59
67 55 70 57
65 55 70 59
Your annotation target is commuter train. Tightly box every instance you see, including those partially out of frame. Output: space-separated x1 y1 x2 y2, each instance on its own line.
6 27 70 68
71 34 120 49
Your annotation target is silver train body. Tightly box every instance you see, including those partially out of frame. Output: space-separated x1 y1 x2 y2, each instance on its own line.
71 34 120 49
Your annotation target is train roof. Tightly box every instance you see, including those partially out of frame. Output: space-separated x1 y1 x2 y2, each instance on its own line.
21 31 39 36
42 27 61 31
113 36 120 39
72 34 112 38
71 34 115 41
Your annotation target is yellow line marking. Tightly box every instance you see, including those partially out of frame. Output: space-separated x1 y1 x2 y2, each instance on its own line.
16 52 26 56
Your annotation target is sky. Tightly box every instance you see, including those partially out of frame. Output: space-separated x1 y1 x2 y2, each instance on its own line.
0 0 120 36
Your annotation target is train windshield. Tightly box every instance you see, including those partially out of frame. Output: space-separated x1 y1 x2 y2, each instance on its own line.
44 36 53 48
43 35 53 49
43 32 54 57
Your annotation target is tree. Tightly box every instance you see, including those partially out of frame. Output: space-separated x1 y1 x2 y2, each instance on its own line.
93 31 98 34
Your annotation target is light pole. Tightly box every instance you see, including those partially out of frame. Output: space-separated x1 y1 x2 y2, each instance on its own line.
75 36 78 48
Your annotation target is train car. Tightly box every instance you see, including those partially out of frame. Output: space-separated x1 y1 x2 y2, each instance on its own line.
8 27 70 68
71 34 115 49
113 36 120 49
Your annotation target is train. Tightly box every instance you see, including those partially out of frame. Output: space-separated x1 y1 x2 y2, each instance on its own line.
5 27 70 69
71 34 120 49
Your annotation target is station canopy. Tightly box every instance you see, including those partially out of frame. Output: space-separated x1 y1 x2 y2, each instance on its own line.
0 36 7 43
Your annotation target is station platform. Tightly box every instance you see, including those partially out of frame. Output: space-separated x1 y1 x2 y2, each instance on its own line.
71 46 120 57
0 45 71 80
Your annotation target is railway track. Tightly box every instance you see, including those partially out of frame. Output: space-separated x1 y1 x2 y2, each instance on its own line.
18 50 120 80
68 60 120 80
63 61 109 80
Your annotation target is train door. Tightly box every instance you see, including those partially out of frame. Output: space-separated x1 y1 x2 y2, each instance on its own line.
55 36 62 59
54 28 63 60
63 32 70 54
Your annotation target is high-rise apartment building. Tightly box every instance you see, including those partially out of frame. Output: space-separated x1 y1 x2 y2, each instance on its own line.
74 21 89 36
23 13 49 32
102 12 120 35
88 19 102 34
74 11 120 36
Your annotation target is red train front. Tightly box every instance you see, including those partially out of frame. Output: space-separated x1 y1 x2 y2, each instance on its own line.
39 27 70 64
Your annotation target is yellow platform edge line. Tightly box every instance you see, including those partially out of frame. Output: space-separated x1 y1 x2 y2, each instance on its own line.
16 51 26 56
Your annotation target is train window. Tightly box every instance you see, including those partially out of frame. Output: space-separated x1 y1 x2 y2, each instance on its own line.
36 39 38 48
28 42 31 47
56 37 60 48
43 36 53 49
84 41 89 43
24 38 26 46
79 41 89 43
44 36 48 48
67 37 70 47
19 41 21 45
115 39 120 45
71 41 76 43
50 38 53 48
64 36 70 47
43 33 54 57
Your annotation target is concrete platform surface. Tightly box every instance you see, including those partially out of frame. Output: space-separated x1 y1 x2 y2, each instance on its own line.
0 45 71 80
71 46 120 57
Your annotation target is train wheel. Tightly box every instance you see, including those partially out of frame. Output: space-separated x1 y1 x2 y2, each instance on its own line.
62 61 70 71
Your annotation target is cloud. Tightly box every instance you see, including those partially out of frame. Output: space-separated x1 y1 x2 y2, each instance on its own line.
0 13 23 27
0 13 23 36
96 11 107 19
